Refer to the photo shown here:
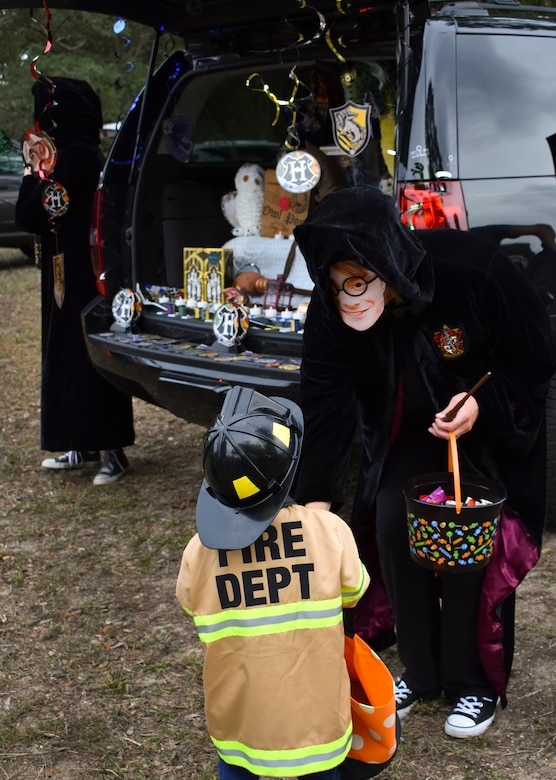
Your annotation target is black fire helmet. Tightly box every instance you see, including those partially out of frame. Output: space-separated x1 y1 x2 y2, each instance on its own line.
196 386 304 550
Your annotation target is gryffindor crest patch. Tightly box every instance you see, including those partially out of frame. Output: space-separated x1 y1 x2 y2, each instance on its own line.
432 323 466 359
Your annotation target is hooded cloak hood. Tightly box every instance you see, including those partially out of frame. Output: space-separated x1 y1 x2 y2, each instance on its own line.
33 77 103 148
294 184 434 305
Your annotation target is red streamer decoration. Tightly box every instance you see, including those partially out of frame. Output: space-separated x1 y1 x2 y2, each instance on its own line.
26 0 66 236
30 0 55 144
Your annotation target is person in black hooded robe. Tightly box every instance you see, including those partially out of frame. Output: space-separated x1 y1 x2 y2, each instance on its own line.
293 184 556 739
16 77 134 485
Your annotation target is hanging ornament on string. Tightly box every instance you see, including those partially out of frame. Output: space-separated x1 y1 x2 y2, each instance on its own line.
29 0 53 75
286 1 372 64
284 2 327 49
109 16 143 168
27 0 57 180
22 128 57 177
113 18 136 90
41 180 70 218
246 67 312 128
284 1 344 62
276 148 321 194
25 1 69 228
246 67 321 194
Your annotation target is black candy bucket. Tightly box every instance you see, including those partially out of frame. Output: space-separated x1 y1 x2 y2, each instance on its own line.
403 434 506 572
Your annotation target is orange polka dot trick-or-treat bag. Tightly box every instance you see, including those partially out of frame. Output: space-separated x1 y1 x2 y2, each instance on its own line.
343 633 398 777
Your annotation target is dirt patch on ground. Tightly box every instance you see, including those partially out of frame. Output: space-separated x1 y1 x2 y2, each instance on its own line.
1 258 555 779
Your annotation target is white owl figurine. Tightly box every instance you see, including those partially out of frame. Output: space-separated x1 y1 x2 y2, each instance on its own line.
221 163 265 237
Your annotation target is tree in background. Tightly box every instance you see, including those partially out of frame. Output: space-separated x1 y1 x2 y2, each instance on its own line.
0 8 169 146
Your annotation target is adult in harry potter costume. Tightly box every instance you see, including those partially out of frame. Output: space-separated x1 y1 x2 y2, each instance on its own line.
16 77 134 485
293 184 556 738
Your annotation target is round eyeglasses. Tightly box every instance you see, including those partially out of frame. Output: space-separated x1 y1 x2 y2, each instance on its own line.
330 274 378 297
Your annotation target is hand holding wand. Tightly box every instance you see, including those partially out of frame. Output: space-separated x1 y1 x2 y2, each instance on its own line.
441 372 492 422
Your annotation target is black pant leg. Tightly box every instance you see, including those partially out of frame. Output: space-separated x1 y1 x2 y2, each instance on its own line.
439 567 493 698
374 432 492 698
374 433 444 694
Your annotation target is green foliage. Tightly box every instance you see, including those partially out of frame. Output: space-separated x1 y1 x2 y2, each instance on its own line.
0 8 164 142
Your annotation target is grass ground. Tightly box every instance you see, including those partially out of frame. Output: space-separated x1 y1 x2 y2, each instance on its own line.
1 253 555 779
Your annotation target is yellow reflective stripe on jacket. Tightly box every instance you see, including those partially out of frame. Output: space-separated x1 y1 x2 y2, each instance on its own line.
213 721 352 775
193 596 343 643
341 560 368 606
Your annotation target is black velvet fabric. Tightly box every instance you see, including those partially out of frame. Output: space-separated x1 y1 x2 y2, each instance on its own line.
16 78 135 452
292 185 556 696
33 76 103 147
294 183 435 304
293 186 556 548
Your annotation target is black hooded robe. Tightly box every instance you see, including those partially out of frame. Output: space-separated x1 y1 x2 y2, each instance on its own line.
15 77 134 452
293 185 556 703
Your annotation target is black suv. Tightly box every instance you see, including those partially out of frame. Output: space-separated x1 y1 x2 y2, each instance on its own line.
80 0 556 429
5 1 556 434
83 0 419 428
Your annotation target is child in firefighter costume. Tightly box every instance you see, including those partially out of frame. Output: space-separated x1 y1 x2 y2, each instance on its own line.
292 184 556 739
177 387 376 779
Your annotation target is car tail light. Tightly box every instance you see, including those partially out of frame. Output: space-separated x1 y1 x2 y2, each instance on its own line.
396 181 469 231
89 187 108 296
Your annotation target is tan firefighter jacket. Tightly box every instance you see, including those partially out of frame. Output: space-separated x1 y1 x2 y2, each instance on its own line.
176 503 370 777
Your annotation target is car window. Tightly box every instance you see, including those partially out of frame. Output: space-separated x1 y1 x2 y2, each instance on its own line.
456 32 556 178
194 70 290 142
166 67 317 166
160 62 391 167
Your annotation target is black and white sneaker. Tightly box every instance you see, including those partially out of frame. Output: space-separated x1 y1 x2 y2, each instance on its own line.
444 695 498 738
42 450 100 470
93 449 129 486
395 678 422 720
